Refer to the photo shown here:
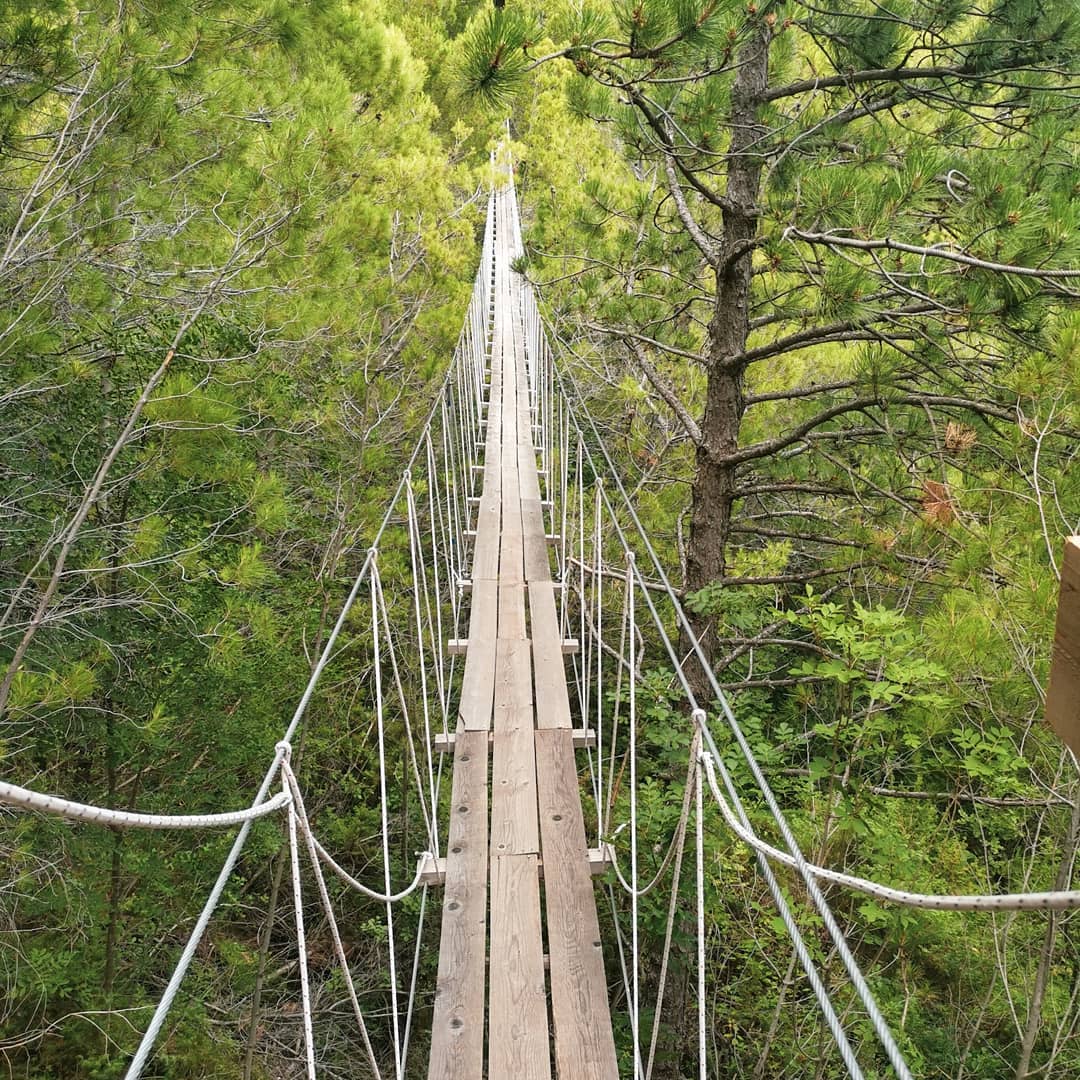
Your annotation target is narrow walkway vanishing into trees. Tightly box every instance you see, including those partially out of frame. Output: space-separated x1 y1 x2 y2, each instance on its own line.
5 155 1080 1079
425 177 617 1078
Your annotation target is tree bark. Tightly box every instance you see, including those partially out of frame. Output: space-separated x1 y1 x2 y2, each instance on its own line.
683 24 771 703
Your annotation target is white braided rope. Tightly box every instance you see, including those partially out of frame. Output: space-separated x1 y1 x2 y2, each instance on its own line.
370 558 404 1080
284 767 317 1080
695 740 707 1080
700 753 1080 911
282 761 383 1080
310 836 429 905
626 552 642 1079
0 779 290 829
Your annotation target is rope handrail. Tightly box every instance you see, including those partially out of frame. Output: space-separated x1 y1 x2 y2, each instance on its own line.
699 753 1080 911
0 780 291 829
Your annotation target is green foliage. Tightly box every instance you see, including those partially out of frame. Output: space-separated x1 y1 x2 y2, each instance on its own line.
0 0 492 1074
458 8 535 107
486 0 1080 1074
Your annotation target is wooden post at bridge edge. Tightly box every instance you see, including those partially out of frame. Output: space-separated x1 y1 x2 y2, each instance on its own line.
1047 537 1080 755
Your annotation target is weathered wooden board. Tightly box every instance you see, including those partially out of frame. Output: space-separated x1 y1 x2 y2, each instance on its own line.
490 726 539 856
1048 537 1080 754
491 639 538 856
493 637 532 715
529 580 572 730
498 582 527 641
428 730 489 1080
521 498 551 582
535 729 618 1079
473 512 502 583
459 579 498 731
488 854 551 1080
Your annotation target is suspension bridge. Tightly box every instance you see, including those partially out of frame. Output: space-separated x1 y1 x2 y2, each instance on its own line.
3 154 1080 1080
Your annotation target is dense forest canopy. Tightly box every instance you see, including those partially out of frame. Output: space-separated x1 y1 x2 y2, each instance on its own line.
1 1 1079 1077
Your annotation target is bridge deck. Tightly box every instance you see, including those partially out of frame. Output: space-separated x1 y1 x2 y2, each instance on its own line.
428 183 618 1079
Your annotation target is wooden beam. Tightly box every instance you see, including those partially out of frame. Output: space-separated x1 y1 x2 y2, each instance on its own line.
1048 537 1080 755
434 728 596 754
419 848 611 888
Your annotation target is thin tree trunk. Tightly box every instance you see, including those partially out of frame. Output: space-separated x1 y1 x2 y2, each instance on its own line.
244 844 287 1080
103 830 123 998
683 24 771 703
754 949 799 1080
0 315 201 715
1014 789 1080 1078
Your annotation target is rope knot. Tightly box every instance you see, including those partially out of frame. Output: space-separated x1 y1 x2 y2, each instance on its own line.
275 741 293 762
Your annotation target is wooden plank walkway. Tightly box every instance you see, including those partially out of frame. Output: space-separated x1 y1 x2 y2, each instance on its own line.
428 182 618 1079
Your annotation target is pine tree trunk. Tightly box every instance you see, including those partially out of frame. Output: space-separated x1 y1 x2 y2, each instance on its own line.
683 25 770 703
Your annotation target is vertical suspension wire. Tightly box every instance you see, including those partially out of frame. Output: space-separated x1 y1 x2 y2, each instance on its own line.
559 394 569 586
446 393 467 601
400 884 429 1072
370 556 403 1080
285 766 317 1080
457 336 477 503
594 480 604 844
462 336 480 499
448 358 467 518
451 369 474 575
425 432 451 729
626 551 641 1079
406 473 440 860
544 338 553 503
376 557 436 860
644 728 699 1080
576 435 585 705
693 710 707 1080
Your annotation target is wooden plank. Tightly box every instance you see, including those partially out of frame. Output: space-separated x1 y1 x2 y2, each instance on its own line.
488 854 551 1080
535 729 617 1079
499 526 525 586
518 441 542 502
521 498 551 582
473 498 501 583
428 730 489 1080
1048 537 1080 754
459 579 498 731
491 639 539 856
493 637 533 716
491 726 539 857
529 580 572 730
498 582 527 640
